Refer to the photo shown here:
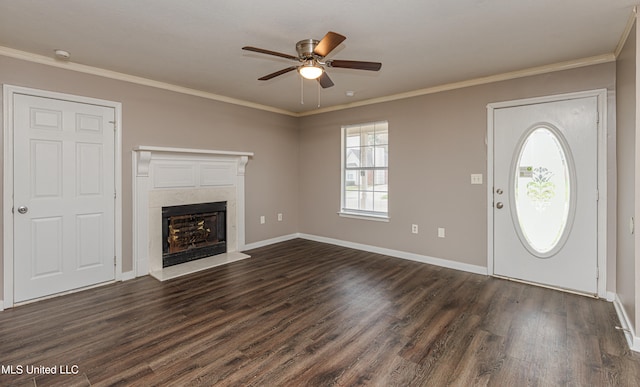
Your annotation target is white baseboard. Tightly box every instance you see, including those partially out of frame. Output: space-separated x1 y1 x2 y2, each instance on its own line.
613 294 640 352
243 233 299 251
245 233 487 275
121 271 136 281
298 233 488 275
0 300 3 311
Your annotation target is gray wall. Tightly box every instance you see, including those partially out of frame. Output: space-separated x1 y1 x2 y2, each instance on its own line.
616 22 636 331
0 55 300 299
299 63 617 277
0 55 620 304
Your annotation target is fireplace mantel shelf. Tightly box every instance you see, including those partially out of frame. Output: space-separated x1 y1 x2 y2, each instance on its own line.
134 146 253 157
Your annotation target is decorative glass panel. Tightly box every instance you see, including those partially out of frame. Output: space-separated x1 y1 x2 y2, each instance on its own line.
513 127 572 255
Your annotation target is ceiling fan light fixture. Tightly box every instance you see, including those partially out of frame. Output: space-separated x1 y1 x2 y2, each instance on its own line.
298 62 323 80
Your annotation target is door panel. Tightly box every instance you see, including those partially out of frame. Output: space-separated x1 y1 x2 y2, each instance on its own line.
493 96 598 294
13 94 115 302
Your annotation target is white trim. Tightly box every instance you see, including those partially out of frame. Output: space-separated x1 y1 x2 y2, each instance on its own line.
0 46 295 117
2 85 123 309
337 212 390 222
298 54 615 117
132 147 251 278
486 89 608 298
150 251 250 281
133 146 253 158
120 271 136 281
613 294 640 352
242 233 299 251
615 7 637 58
244 233 487 275
1 45 614 118
298 233 488 275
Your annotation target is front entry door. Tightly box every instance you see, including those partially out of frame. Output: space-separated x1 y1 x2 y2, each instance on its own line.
13 93 116 302
493 95 599 295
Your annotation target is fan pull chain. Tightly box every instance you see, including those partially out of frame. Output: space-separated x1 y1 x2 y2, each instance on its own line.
317 81 321 108
300 76 304 105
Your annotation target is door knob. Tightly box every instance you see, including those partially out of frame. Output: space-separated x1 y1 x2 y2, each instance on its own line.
496 202 504 209
17 206 28 214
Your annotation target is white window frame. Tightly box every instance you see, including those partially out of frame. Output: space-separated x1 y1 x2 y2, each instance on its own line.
339 121 389 221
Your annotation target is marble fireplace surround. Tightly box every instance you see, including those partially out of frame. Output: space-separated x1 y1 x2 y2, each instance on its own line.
132 146 253 281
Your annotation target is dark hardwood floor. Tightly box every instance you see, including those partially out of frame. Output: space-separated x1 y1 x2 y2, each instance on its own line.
1 239 639 386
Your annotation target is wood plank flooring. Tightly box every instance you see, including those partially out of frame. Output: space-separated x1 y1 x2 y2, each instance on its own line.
1 238 639 386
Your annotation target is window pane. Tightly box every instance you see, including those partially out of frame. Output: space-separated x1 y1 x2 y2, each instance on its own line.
346 147 361 167
345 170 359 189
344 190 359 210
374 129 388 145
362 147 374 167
373 169 388 187
360 190 374 211
374 145 388 167
346 127 360 147
373 192 388 213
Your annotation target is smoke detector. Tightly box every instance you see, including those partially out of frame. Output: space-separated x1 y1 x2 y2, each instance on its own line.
54 49 70 60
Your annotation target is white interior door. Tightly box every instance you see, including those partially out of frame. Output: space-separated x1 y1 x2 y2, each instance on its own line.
493 96 598 295
13 93 116 302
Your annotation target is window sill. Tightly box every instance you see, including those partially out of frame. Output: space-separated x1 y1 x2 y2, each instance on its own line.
338 211 390 222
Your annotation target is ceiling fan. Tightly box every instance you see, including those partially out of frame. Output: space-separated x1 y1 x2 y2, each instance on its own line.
242 31 382 88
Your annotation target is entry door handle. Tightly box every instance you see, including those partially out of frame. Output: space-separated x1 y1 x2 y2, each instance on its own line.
17 206 28 214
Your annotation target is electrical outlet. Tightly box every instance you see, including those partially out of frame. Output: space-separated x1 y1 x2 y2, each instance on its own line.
260 216 265 224
412 224 419 234
278 213 283 221
438 228 445 238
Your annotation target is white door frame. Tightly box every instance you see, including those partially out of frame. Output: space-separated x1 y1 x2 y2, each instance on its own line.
2 85 123 309
487 89 608 298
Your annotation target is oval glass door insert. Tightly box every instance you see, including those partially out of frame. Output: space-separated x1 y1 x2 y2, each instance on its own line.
512 126 574 257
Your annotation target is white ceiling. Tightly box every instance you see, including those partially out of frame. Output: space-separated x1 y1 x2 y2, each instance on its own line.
0 1 636 114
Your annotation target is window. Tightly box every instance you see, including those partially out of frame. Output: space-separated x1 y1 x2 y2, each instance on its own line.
340 121 389 219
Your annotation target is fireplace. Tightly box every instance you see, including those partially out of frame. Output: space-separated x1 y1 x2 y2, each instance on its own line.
162 201 227 267
133 146 252 280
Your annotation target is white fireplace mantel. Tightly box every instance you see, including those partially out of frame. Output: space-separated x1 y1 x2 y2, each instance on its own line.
132 146 253 280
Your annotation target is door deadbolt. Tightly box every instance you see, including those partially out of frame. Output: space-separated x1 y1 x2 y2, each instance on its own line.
17 206 28 214
496 202 504 209
496 188 503 195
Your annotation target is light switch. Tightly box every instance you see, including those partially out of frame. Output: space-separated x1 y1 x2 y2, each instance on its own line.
471 174 483 185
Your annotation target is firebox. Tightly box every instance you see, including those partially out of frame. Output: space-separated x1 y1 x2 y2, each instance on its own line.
161 201 227 267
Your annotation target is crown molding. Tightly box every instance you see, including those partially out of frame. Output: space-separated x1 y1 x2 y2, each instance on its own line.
298 53 616 116
0 46 297 117
1 46 615 118
614 6 637 58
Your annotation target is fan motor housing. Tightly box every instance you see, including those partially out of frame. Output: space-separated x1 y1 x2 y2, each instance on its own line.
296 39 319 59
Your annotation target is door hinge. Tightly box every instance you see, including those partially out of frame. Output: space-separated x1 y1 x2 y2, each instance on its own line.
596 189 599 202
114 191 117 199
114 256 117 266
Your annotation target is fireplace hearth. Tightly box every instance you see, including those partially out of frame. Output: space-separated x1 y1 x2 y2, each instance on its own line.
162 201 227 267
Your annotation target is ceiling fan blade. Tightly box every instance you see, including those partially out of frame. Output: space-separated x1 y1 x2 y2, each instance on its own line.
317 72 334 88
313 31 346 57
242 46 298 61
327 60 382 71
258 66 298 81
